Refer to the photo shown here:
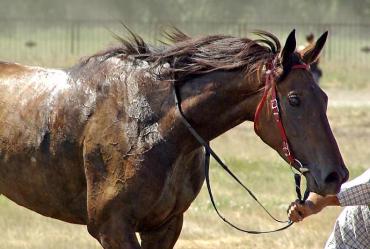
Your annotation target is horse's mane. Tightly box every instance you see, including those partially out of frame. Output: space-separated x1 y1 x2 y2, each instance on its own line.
91 28 281 82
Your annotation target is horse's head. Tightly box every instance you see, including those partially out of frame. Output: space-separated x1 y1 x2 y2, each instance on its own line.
254 30 348 196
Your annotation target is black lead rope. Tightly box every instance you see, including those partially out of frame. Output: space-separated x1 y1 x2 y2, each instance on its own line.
204 149 295 234
294 173 311 204
173 86 309 234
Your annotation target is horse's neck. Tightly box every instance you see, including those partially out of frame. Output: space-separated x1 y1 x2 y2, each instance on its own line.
72 59 263 153
173 70 262 148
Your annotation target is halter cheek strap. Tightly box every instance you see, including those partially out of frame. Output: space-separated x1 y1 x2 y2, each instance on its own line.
254 62 311 205
254 63 309 170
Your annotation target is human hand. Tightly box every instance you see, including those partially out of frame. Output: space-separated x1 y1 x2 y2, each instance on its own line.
287 199 321 222
287 192 338 222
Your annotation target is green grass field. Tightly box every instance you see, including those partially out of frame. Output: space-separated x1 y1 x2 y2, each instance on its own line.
0 89 369 249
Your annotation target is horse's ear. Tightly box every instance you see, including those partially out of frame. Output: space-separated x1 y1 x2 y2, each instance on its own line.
281 29 296 60
301 31 328 64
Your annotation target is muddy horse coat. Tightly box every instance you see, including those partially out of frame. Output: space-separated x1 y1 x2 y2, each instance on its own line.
0 29 348 249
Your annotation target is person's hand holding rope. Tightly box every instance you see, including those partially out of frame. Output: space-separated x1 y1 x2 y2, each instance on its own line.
287 169 370 249
287 193 339 222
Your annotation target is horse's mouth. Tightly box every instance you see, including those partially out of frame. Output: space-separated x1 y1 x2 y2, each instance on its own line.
302 171 319 193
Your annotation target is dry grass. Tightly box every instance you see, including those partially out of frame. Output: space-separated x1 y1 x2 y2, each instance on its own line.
0 88 369 249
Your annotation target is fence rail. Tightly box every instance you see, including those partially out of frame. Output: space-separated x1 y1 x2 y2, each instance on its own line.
0 20 368 66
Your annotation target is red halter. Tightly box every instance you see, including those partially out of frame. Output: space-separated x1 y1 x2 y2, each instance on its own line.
254 61 309 167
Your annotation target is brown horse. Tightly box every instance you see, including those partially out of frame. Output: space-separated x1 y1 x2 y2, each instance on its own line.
0 29 348 249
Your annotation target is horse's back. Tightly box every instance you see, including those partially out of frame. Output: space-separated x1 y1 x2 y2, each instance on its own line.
0 62 71 150
0 61 31 76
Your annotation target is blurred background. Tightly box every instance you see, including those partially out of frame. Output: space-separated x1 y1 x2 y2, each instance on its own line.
0 0 369 89
0 1 369 249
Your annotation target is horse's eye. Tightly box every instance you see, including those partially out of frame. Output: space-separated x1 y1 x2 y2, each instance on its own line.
288 95 300 107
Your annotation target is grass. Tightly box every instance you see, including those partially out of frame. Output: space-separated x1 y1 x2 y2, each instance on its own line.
0 92 369 249
321 62 370 90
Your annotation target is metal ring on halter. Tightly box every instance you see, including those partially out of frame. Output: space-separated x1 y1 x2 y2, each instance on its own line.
293 159 310 174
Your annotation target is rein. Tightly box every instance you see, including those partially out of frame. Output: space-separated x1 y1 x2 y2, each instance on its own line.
173 60 310 234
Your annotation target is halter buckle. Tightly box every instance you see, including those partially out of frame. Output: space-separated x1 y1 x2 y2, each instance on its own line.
282 141 291 157
271 99 279 114
293 159 310 174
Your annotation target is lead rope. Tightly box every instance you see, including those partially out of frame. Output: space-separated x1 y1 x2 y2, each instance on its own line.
173 87 295 234
172 60 311 234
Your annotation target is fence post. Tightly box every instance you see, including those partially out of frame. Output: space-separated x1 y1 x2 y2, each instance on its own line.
70 21 75 54
76 21 81 55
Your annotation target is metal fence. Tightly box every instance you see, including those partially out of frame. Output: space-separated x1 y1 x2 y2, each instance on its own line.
0 19 369 67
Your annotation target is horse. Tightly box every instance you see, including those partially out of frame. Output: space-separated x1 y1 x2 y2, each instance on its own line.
0 28 348 249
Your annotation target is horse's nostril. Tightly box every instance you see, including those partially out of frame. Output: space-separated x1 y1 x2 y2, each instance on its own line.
325 172 340 184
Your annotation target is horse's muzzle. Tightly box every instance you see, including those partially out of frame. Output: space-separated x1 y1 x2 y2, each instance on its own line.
304 165 349 196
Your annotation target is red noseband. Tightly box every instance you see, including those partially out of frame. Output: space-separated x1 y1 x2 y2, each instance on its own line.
291 64 310 70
